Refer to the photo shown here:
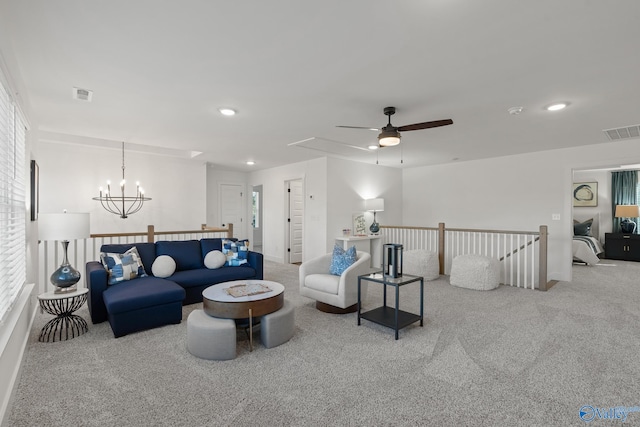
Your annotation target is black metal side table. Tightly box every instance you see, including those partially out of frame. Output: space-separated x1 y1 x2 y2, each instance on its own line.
357 272 424 340
37 288 89 342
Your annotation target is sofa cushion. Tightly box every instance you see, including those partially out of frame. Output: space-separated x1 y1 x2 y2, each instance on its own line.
201 238 224 259
102 277 185 315
100 247 148 285
101 243 156 275
152 255 177 278
204 250 226 269
156 240 204 271
168 266 257 288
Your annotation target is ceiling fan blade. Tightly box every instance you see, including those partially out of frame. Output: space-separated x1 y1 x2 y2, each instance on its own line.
398 119 453 132
336 125 380 131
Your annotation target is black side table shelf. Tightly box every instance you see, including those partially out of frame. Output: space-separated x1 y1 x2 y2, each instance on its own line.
357 272 424 340
37 288 89 342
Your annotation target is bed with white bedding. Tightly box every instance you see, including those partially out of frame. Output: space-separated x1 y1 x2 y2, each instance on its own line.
573 214 604 265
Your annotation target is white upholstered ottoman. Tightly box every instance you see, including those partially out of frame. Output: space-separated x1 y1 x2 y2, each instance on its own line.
403 250 440 281
450 254 500 290
187 309 236 360
260 300 295 349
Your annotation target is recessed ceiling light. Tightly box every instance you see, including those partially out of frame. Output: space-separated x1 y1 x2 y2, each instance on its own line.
219 108 237 116
546 103 567 111
246 161 255 165
368 145 379 150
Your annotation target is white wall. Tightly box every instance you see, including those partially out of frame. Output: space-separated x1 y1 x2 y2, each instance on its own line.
325 157 402 250
206 165 249 238
403 138 640 282
248 157 328 263
37 142 207 234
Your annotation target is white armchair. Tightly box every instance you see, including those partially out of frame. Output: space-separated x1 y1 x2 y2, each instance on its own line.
299 251 371 313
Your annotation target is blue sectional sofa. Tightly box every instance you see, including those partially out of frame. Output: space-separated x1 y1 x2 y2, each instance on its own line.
86 238 263 337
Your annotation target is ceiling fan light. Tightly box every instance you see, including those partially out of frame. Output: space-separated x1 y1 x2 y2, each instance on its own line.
379 136 400 147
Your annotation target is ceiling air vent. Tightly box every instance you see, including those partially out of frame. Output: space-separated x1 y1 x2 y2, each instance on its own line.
603 125 640 141
73 87 93 102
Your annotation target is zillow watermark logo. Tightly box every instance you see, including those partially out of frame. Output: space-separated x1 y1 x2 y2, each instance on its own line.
579 405 640 423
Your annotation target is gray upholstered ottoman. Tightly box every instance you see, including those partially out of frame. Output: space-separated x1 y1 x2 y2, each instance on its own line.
187 309 236 360
260 300 295 349
450 254 500 290
403 250 440 281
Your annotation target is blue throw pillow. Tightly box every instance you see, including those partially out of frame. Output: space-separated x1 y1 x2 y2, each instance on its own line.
222 238 250 266
100 246 148 285
330 244 357 275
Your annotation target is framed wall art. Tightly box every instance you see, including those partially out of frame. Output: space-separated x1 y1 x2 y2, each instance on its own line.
573 182 597 207
30 160 39 220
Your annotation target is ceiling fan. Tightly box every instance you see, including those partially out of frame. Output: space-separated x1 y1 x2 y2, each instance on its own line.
337 106 453 147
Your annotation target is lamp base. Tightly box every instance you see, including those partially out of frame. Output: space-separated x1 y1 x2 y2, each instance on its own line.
50 263 81 290
369 221 380 234
621 219 637 234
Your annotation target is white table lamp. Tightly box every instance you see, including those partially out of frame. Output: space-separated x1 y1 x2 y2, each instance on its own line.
39 212 90 292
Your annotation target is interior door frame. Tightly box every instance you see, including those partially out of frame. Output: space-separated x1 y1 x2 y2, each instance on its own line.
218 182 246 238
284 177 304 263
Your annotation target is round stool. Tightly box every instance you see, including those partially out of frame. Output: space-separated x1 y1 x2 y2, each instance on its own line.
260 300 295 349
187 309 236 360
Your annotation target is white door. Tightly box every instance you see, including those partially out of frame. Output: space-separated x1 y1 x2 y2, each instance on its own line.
287 179 304 263
219 183 244 236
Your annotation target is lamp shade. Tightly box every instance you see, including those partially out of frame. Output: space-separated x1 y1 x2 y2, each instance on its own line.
39 213 90 241
614 205 640 218
365 198 384 212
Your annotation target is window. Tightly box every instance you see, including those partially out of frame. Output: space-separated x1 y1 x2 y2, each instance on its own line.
0 79 26 323
252 191 260 228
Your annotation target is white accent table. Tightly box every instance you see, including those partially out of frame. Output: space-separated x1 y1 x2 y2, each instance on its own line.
335 235 383 267
37 288 89 342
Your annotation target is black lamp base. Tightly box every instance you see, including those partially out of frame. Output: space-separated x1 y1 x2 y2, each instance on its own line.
621 219 637 234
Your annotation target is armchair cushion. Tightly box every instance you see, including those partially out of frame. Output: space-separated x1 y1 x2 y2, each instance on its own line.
329 244 357 275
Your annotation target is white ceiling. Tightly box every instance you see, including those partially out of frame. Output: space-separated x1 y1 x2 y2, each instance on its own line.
3 1 640 171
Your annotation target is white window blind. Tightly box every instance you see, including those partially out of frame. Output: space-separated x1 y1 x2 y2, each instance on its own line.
0 78 26 323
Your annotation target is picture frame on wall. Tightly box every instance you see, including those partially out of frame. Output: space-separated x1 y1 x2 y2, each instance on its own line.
573 182 597 207
30 160 39 221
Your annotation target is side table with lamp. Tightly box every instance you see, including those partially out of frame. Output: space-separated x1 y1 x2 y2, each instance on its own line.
37 212 91 342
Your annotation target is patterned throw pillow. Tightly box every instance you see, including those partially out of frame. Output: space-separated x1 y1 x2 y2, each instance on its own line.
330 244 357 275
222 239 250 266
100 246 148 285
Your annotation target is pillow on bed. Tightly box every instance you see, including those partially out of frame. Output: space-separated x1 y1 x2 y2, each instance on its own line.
573 218 593 236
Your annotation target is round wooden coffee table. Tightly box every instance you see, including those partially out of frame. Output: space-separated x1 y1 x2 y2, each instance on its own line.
202 280 284 350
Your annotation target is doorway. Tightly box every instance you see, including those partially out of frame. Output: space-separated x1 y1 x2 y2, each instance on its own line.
285 179 304 264
219 183 244 235
252 185 263 252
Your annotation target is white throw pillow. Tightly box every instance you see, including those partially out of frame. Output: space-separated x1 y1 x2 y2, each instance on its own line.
204 250 227 269
151 255 176 278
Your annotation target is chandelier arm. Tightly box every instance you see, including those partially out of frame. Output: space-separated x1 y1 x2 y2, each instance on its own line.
105 195 125 217
100 196 123 216
125 194 143 216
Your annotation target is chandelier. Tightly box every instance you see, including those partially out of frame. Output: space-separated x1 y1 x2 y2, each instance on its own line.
93 142 151 218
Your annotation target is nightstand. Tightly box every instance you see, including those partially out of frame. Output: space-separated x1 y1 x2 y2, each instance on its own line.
605 233 640 261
